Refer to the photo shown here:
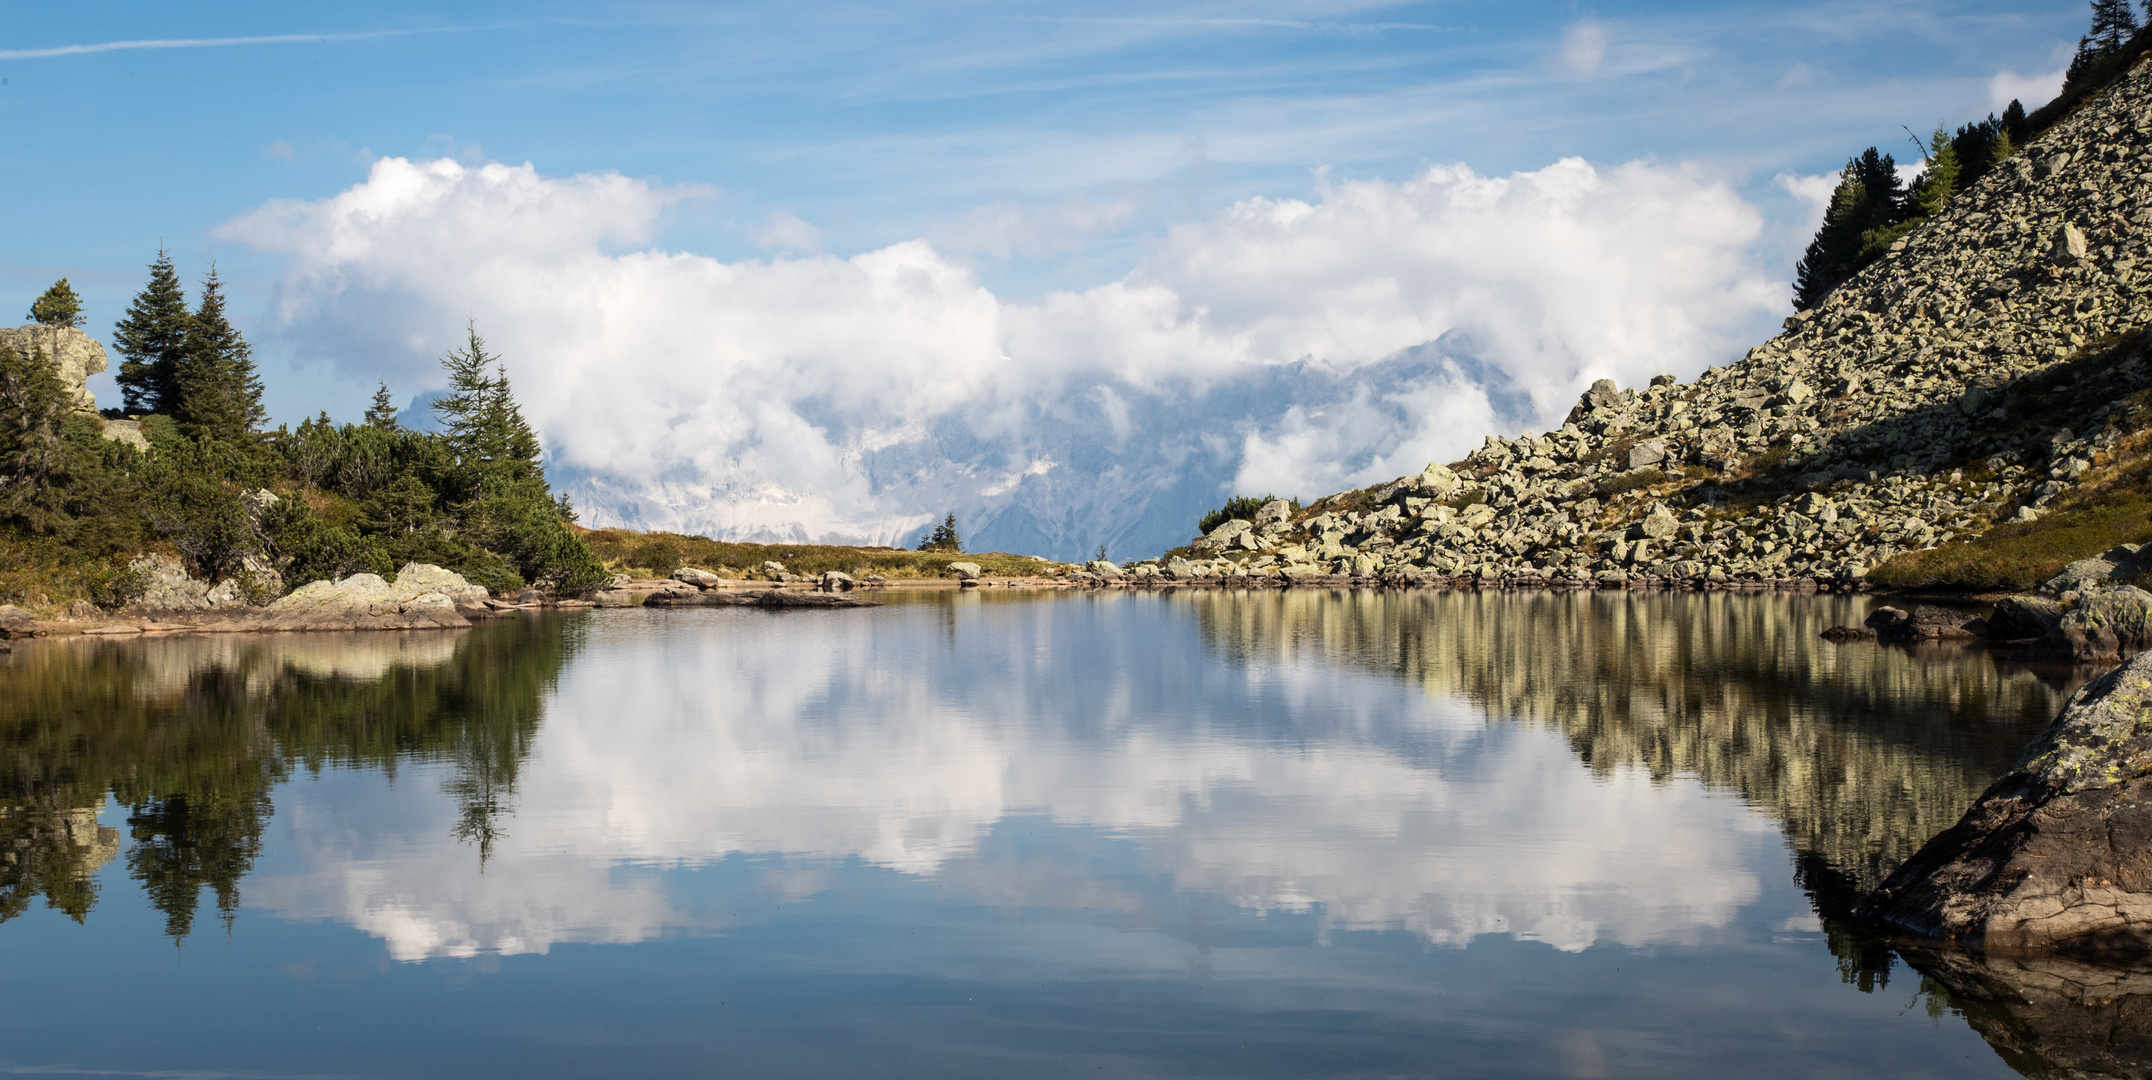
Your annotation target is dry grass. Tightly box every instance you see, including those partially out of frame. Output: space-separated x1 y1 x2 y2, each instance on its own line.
575 527 1069 580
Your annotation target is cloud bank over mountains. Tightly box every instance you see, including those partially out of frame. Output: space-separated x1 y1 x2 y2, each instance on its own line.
228 155 1785 558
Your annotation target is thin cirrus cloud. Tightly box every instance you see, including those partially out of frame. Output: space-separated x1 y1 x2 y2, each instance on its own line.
223 152 1781 555
0 27 456 62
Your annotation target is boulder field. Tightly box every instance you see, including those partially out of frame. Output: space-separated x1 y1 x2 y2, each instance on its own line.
1086 54 2152 592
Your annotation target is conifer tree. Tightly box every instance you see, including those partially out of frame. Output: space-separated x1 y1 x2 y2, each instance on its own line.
1791 148 1904 310
111 249 191 415
1912 125 1960 219
0 344 70 498
2089 0 2140 52
27 279 84 328
174 269 266 441
1989 125 2016 168
1793 165 1866 310
364 382 399 430
918 511 962 552
2001 99 2029 145
434 324 500 470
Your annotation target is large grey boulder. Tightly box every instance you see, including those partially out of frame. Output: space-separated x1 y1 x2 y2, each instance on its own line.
1857 650 2152 955
1628 439 1668 470
1989 596 2066 642
2042 555 2122 597
1417 463 1461 497
0 325 107 411
0 604 36 638
672 567 723 588
1253 498 1294 526
127 554 247 612
818 571 854 591
945 561 982 580
259 567 473 629
1638 506 1679 541
2053 586 2152 662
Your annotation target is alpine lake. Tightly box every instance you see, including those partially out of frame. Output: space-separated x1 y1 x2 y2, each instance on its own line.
2 588 2142 1079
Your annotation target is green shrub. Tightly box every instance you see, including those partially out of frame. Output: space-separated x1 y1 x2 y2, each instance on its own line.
1198 494 1295 535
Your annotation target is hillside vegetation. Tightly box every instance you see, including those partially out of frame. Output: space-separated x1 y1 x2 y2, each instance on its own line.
0 259 605 614
578 528 1063 580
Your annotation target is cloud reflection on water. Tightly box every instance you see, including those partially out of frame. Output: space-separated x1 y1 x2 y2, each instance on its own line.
252 597 1777 961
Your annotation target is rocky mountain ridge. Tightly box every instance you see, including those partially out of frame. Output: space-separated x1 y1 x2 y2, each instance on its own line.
1086 53 2152 592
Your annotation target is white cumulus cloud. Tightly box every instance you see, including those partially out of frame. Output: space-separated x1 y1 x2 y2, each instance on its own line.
224 154 1782 557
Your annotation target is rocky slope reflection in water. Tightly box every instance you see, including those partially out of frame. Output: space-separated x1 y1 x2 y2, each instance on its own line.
1184 588 2078 892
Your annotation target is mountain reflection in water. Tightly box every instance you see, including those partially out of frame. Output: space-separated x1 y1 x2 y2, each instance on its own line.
0 593 2142 1079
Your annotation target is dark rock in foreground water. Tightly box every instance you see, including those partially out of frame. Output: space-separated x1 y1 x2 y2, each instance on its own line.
1858 652 2152 957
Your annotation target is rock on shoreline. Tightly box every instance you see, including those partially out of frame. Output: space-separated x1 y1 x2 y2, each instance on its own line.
1856 651 2152 957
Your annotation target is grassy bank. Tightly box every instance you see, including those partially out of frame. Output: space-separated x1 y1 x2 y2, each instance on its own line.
577 527 1069 580
1868 438 2152 593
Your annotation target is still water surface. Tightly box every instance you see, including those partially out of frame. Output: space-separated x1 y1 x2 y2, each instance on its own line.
0 590 2123 1077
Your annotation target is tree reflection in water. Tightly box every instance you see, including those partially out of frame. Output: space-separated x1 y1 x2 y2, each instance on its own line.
0 615 581 938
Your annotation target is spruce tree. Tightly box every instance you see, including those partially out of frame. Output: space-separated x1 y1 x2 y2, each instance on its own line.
28 278 84 328
433 324 500 471
484 372 543 484
2089 0 2140 52
918 512 961 552
174 269 266 441
364 382 399 430
111 249 191 415
1792 164 1867 310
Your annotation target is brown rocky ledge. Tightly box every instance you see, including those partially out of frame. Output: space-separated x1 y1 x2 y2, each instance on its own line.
1857 650 2152 957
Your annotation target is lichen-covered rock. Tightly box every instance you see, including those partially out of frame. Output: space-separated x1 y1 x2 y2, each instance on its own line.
2042 556 2122 597
2057 585 2152 662
672 567 723 588
818 571 854 591
946 561 982 580
1857 651 2152 956
126 554 252 612
0 324 107 410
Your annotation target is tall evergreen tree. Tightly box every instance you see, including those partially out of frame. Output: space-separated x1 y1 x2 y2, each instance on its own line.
364 382 399 430
27 279 84 328
174 269 266 441
2089 0 2140 51
433 324 500 469
111 249 191 415
1911 125 1961 219
2001 99 2029 145
1792 165 1867 311
1791 148 1904 310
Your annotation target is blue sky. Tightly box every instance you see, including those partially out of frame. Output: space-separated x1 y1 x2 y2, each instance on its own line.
0 1 2098 551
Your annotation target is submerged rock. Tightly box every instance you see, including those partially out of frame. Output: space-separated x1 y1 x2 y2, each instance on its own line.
1857 651 2152 956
